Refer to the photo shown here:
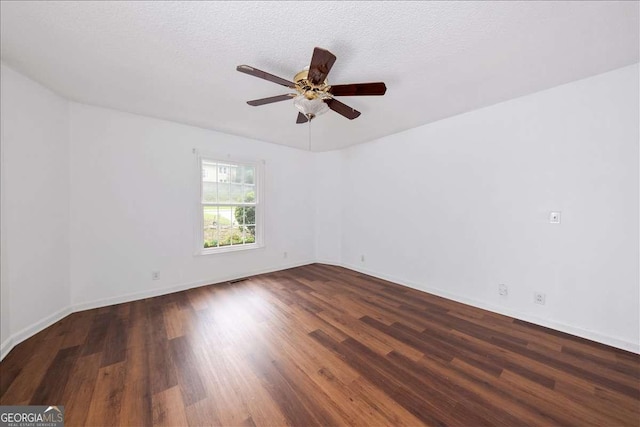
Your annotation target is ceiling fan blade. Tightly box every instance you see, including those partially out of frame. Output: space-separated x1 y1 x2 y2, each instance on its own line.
325 98 361 120
247 94 295 106
329 82 387 96
308 47 337 85
296 112 309 124
237 65 295 88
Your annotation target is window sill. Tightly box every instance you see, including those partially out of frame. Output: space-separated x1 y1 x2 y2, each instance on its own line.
197 242 264 256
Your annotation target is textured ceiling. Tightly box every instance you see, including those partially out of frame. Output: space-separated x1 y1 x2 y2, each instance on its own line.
1 1 638 151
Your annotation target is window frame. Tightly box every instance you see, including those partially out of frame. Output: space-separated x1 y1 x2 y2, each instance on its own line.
195 151 265 255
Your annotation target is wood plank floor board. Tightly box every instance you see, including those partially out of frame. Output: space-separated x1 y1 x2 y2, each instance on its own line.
491 335 639 399
193 347 253 426
1 264 638 426
445 357 572 426
498 369 610 427
399 321 552 389
119 344 152 427
85 361 126 427
258 325 372 426
30 345 80 405
60 353 102 427
467 315 640 384
553 380 636 425
101 311 129 368
340 337 487 425
145 300 179 396
81 311 112 356
220 349 290 427
152 385 189 427
184 396 225 427
593 385 640 419
0 335 64 404
310 328 459 426
60 311 94 350
246 348 324 426
446 327 621 400
346 377 426 426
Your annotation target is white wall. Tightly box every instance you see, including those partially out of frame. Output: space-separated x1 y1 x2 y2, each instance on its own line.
314 151 343 264
1 64 71 356
69 104 315 309
327 64 639 352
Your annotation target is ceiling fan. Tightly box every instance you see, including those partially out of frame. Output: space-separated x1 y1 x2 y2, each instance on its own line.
237 47 386 123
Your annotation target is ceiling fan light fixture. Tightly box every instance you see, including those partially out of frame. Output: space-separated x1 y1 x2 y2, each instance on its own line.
293 94 329 119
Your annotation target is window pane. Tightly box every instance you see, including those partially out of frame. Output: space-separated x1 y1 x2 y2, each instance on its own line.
202 161 217 177
216 207 232 246
217 206 233 227
202 161 218 203
243 185 255 203
244 206 255 226
203 206 218 227
230 165 242 183
203 206 219 248
229 226 243 245
242 165 255 185
232 205 242 226
218 179 231 203
245 226 256 243
233 205 240 225
231 182 243 203
202 182 217 203
242 165 255 204
204 229 218 248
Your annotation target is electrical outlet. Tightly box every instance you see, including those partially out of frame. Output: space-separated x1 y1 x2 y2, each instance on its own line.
283 251 288 259
152 271 160 280
498 284 508 296
361 255 365 262
534 292 546 305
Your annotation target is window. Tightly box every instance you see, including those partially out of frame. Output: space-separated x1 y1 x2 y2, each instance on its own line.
198 155 263 254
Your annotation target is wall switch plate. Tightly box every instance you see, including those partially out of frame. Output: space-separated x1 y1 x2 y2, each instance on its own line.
498 284 508 296
534 292 546 305
152 271 160 280
549 211 561 224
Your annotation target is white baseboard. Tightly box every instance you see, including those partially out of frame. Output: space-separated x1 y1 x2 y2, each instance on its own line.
1 305 72 361
341 262 640 354
1 260 314 361
314 258 342 267
72 259 315 312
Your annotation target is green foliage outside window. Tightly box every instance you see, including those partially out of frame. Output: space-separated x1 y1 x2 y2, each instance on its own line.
235 191 255 236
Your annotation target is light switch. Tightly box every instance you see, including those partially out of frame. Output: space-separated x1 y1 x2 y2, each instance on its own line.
549 211 561 224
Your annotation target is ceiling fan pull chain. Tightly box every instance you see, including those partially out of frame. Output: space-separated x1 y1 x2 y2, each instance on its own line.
308 117 312 151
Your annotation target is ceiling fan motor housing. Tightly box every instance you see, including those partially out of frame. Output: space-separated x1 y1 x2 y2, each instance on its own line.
294 69 330 100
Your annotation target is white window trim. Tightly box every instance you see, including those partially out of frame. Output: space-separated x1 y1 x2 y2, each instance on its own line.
194 150 265 256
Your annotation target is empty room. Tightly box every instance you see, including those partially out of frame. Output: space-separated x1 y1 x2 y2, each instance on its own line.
1 1 638 426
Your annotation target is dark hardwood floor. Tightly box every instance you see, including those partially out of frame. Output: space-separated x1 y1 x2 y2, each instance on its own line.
1 264 639 426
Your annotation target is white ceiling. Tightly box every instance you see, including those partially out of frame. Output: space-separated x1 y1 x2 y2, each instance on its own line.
1 1 638 151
